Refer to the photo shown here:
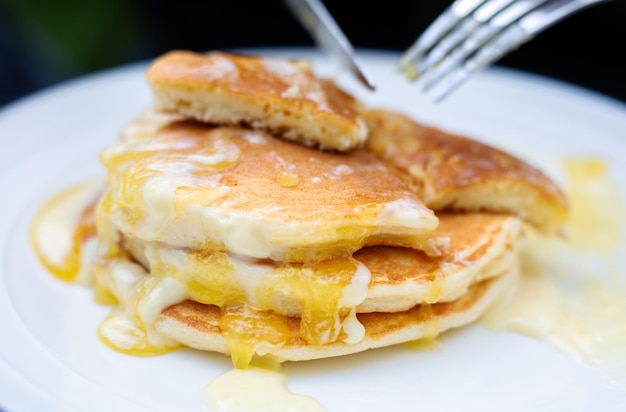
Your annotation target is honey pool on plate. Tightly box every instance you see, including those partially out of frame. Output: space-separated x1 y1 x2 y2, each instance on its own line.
484 157 626 385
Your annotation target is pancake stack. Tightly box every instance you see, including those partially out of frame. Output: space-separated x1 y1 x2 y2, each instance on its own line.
87 50 567 368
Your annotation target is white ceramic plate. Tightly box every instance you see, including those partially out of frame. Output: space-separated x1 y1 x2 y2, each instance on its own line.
1 49 625 412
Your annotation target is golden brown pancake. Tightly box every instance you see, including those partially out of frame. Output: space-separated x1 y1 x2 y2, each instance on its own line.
364 109 568 233
154 267 517 364
146 50 368 151
95 211 520 364
98 117 439 262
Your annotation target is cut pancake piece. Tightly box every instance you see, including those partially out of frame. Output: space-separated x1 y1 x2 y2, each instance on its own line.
99 118 439 261
364 109 568 233
155 265 518 364
146 50 368 151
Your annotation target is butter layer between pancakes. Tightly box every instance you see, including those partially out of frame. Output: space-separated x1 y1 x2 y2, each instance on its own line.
154 264 519 364
98 114 439 262
119 212 521 316
92 212 521 364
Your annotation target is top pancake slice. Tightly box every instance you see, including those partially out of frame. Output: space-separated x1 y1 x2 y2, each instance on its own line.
146 50 368 151
99 118 439 261
365 109 568 233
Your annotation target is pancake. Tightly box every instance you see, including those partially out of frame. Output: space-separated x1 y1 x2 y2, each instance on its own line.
98 117 439 262
90 102 548 366
146 50 368 151
154 266 517 365
364 109 568 233
93 211 521 364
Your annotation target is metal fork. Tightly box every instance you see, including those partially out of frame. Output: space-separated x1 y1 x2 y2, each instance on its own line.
284 0 376 90
398 0 612 102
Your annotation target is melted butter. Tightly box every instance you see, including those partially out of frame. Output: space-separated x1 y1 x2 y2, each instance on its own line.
93 255 188 356
219 305 293 369
98 306 180 356
146 244 370 359
256 257 369 345
483 238 626 384
276 171 299 187
562 158 625 254
404 304 442 351
422 278 444 304
173 185 231 215
29 180 101 282
404 336 442 351
419 304 441 338
341 308 365 345
28 179 185 355
483 157 626 383
202 360 326 412
146 246 245 308
100 129 240 236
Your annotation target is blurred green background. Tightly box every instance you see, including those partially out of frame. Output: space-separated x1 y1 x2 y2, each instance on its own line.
1 0 625 106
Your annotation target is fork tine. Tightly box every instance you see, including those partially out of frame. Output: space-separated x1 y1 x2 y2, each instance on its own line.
417 18 482 76
400 0 519 76
432 20 534 102
417 0 517 77
397 0 486 74
430 0 607 102
421 0 550 92
420 24 495 92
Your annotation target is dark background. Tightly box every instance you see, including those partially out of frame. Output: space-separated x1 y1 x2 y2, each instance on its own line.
1 0 625 107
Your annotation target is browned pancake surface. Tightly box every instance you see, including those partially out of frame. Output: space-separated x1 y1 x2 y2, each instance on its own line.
146 51 367 151
100 120 439 261
365 109 568 232
357 212 519 311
